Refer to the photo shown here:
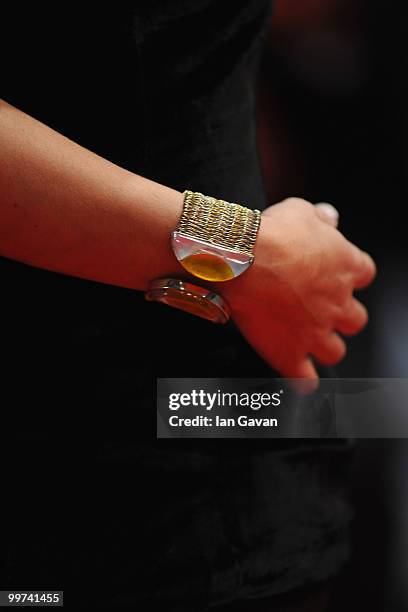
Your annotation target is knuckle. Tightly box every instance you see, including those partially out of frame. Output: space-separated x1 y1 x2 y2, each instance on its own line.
325 352 345 366
354 301 368 325
341 303 369 335
285 197 313 212
312 331 347 365
363 252 377 281
336 341 347 361
345 244 362 270
359 307 369 328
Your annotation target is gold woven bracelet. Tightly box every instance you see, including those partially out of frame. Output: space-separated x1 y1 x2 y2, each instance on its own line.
171 190 261 282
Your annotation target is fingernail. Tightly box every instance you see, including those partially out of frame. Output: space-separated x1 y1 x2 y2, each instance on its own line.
316 202 339 223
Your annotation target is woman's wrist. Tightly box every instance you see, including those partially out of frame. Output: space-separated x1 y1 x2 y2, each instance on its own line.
125 178 186 289
208 210 283 316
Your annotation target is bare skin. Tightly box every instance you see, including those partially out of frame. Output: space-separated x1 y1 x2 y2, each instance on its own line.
222 199 375 387
0 99 376 383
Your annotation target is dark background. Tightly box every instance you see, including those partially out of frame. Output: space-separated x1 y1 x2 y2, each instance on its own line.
2 2 407 609
257 1 408 610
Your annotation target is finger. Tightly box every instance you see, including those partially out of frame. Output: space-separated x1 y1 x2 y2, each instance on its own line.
283 357 320 395
336 298 368 336
311 332 347 366
315 202 339 228
353 250 377 289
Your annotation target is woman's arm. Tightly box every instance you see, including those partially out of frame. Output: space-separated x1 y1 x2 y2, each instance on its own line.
0 99 376 382
0 99 184 289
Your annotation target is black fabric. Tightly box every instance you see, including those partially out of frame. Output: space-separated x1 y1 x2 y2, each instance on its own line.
2 3 352 609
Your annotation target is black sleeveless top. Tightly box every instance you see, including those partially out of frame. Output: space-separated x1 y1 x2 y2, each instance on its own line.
2 3 352 608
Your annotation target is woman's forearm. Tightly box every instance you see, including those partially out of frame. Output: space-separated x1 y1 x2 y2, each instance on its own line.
0 99 184 290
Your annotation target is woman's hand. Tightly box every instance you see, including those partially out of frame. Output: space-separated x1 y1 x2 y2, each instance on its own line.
219 197 377 386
